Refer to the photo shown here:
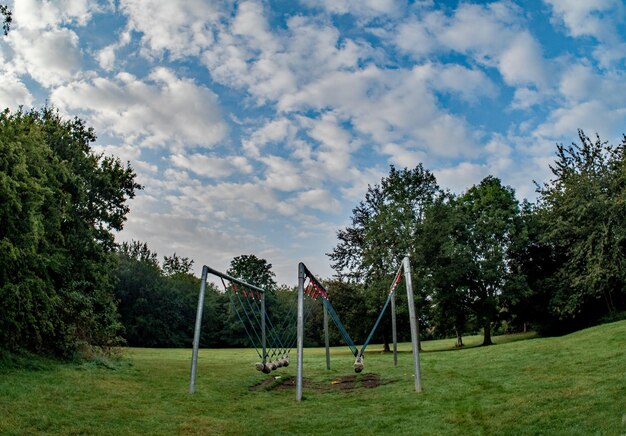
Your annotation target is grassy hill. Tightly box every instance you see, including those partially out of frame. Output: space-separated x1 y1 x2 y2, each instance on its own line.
1 321 625 435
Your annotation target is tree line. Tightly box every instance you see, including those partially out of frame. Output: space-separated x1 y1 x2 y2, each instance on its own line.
329 130 626 347
113 129 626 351
2 105 625 357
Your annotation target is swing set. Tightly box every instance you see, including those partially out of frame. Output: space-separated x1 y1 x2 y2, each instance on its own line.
189 256 421 401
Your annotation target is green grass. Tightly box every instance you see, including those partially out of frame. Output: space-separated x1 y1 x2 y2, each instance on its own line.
1 322 625 435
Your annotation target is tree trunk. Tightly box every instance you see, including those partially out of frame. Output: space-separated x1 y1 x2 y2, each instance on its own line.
383 331 390 352
482 320 493 346
417 319 422 351
454 326 464 348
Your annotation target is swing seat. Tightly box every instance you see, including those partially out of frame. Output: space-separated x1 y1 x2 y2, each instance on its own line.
353 355 364 373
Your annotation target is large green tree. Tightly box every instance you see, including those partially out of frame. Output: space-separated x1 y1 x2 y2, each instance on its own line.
536 130 626 327
456 176 522 345
227 254 277 292
329 165 440 349
419 193 471 347
0 107 140 356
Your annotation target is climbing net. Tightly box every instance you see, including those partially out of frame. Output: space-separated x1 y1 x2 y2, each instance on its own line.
219 276 293 373
189 264 326 392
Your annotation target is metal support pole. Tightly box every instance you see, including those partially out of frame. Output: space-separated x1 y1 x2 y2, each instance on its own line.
296 263 305 401
403 256 422 393
323 302 330 370
189 265 208 394
391 290 398 367
261 289 267 364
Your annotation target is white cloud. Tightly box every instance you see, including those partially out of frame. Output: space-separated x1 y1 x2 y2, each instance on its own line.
544 0 626 67
0 73 34 110
435 2 521 58
392 18 437 58
260 155 306 192
50 68 227 149
171 153 252 178
283 66 479 158
231 1 277 51
13 0 101 30
380 143 426 168
393 3 550 90
498 32 547 87
8 28 82 87
117 204 270 276
203 8 370 106
435 162 488 195
242 117 296 157
414 62 498 102
120 0 227 58
544 0 625 40
300 0 406 20
558 63 626 107
532 63 626 140
535 101 626 139
97 44 117 70
296 189 340 213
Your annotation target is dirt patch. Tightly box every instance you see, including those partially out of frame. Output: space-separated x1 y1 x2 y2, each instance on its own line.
250 373 392 393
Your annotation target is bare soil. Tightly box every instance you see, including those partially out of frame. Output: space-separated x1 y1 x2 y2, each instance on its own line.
250 373 393 392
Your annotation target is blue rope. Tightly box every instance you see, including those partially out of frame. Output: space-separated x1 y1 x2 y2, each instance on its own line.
322 297 359 357
303 273 360 357
360 292 393 355
359 266 404 356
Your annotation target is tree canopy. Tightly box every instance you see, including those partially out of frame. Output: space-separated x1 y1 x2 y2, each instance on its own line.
536 130 626 327
0 107 140 356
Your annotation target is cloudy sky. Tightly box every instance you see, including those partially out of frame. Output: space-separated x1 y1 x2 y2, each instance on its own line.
1 0 625 285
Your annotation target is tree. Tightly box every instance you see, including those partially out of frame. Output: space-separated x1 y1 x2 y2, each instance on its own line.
114 241 224 348
456 176 521 346
1 4 11 35
419 193 471 347
536 130 626 328
163 253 194 276
330 165 439 281
0 107 140 356
329 165 440 350
227 254 277 292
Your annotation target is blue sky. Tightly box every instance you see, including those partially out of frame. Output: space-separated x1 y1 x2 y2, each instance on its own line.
1 0 625 285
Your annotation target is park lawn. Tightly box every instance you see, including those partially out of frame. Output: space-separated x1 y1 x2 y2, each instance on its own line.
1 321 625 435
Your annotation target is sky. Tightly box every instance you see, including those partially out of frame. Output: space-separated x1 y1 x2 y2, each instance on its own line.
1 0 625 286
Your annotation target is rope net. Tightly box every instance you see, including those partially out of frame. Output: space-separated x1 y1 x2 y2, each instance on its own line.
218 262 404 375
219 274 319 374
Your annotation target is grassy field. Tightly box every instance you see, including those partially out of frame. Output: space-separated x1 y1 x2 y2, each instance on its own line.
1 321 625 435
